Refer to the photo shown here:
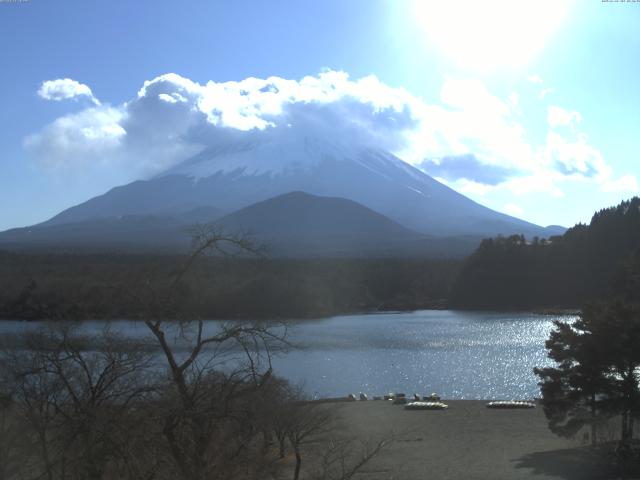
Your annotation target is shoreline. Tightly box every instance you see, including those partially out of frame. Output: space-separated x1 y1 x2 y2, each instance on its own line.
312 396 540 404
0 306 580 323
330 400 612 479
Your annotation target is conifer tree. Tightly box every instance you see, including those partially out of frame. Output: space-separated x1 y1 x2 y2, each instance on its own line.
535 300 640 446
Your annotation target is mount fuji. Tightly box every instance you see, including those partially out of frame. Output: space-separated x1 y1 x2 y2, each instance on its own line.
0 134 564 256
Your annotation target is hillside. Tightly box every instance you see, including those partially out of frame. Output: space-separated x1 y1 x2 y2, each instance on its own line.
0 207 224 253
451 197 640 309
212 191 479 257
36 135 559 239
0 192 480 257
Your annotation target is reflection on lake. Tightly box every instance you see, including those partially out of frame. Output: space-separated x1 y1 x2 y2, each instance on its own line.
0 310 575 400
277 310 572 399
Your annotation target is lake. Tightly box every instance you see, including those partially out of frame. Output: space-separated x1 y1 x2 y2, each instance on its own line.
0 310 574 400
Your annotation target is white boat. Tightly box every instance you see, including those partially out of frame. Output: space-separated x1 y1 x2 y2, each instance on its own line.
404 401 448 410
486 400 535 409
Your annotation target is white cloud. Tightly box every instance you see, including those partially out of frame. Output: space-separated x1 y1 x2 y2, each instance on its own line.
538 88 554 100
508 92 521 114
527 74 544 84
408 78 539 177
446 172 565 200
453 178 494 196
37 78 100 105
544 131 607 179
24 71 627 199
547 105 582 129
27 71 420 175
24 107 125 169
503 173 565 198
503 203 524 216
601 175 639 194
158 93 187 104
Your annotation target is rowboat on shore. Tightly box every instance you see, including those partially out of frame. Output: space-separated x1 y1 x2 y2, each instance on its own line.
486 400 536 409
405 401 449 410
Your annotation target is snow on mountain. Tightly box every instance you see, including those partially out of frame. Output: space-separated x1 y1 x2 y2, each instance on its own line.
161 136 359 179
36 133 554 239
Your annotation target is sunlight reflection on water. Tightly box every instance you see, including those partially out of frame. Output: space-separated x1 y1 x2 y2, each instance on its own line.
272 310 575 400
0 310 575 400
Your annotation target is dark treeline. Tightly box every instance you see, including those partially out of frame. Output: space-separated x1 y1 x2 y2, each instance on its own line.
451 197 640 310
0 253 460 320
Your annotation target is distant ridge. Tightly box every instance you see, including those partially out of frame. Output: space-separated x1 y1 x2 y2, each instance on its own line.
0 207 223 253
0 191 482 257
38 134 561 239
0 133 566 256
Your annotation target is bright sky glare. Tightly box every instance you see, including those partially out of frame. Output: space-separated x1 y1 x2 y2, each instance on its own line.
0 0 639 231
412 0 571 71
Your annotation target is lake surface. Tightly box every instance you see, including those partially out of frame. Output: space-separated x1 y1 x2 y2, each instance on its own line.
276 310 573 399
0 310 575 400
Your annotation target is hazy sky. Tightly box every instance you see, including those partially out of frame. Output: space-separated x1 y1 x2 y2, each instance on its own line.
1 0 639 231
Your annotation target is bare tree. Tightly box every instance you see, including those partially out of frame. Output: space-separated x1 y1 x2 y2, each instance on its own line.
286 400 335 480
310 436 392 480
0 390 21 480
0 225 393 480
132 225 289 480
0 323 156 480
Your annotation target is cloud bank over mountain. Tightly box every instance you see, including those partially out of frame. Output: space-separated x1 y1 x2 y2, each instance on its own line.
24 70 637 198
420 154 516 186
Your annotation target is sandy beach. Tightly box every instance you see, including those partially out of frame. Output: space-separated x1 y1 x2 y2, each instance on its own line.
329 400 616 480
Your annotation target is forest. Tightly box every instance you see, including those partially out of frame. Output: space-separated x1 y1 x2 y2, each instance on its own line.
2 197 640 320
451 197 640 310
0 252 459 321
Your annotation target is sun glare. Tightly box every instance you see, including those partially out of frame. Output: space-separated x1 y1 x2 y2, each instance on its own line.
412 0 571 71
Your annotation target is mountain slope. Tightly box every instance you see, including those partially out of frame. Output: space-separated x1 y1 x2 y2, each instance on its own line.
213 191 426 257
0 207 224 253
40 135 558 238
217 191 415 239
0 192 480 257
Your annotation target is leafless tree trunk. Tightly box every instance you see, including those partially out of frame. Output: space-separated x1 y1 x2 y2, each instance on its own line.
133 225 288 480
0 225 393 480
0 323 156 480
286 401 335 480
310 436 393 480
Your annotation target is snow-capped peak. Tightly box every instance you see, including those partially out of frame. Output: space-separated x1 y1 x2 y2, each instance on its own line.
160 135 367 180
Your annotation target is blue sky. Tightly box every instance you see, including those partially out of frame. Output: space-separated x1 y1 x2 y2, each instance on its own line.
1 0 639 231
